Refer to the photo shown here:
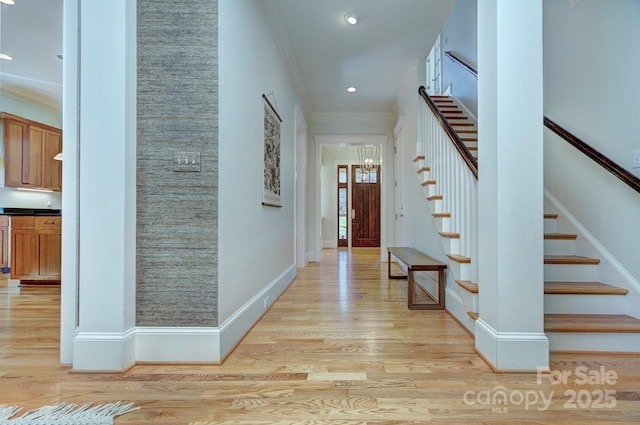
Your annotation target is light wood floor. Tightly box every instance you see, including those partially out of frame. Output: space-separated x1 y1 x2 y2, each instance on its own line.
1 248 639 424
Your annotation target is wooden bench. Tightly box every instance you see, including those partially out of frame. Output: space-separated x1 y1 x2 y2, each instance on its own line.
387 247 447 310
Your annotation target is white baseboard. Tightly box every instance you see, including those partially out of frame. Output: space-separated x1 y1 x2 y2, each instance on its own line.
134 265 297 364
445 286 475 334
322 240 337 249
72 328 136 372
475 319 549 371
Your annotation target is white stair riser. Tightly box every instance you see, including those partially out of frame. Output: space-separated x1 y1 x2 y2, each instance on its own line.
544 219 558 233
544 264 598 281
428 199 443 213
448 260 471 281
547 332 640 353
422 184 439 198
418 170 431 183
439 237 459 255
544 294 626 315
432 216 451 233
457 286 479 312
544 239 576 255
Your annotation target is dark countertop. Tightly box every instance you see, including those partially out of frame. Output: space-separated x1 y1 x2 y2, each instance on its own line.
0 208 62 216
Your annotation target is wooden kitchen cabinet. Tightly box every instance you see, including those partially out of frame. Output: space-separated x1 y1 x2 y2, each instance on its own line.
10 216 61 283
2 113 62 192
0 216 8 269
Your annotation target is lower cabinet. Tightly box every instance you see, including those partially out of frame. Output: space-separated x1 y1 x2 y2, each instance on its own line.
0 216 8 269
10 216 61 283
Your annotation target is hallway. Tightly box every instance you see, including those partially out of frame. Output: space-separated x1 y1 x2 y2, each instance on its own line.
1 249 639 423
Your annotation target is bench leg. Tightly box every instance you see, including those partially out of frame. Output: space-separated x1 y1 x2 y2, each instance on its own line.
388 252 407 280
408 268 446 310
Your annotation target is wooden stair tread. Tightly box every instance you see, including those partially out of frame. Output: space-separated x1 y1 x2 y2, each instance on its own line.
432 212 450 218
426 195 442 201
467 311 479 321
545 281 628 295
413 155 425 163
544 213 558 219
439 232 460 239
544 255 600 265
447 253 471 263
416 166 430 173
450 122 475 126
544 233 577 240
545 314 640 333
455 129 478 134
456 280 478 293
421 179 436 186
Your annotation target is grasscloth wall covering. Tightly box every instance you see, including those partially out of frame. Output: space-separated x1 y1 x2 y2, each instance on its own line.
137 0 219 326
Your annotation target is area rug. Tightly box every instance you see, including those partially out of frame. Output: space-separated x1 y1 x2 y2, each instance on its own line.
0 402 138 424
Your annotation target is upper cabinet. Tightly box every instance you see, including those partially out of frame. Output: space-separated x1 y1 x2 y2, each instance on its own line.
1 113 62 192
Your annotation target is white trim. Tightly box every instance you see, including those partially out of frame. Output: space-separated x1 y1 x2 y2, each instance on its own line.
0 86 61 115
310 112 395 125
544 189 640 295
72 328 136 372
475 319 549 371
259 1 310 114
135 327 221 363
444 286 475 334
135 265 297 364
451 94 478 123
314 135 390 262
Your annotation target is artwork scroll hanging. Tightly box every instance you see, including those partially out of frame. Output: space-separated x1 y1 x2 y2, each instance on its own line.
262 94 282 207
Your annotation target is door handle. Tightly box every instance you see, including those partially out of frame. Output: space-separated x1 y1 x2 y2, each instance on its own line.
351 209 355 220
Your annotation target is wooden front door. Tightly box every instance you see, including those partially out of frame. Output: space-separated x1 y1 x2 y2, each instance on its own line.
351 165 381 247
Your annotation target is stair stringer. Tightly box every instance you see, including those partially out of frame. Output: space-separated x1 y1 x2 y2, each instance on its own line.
544 189 640 320
414 157 477 334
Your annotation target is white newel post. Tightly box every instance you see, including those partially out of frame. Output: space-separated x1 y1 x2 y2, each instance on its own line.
71 0 137 371
475 0 549 370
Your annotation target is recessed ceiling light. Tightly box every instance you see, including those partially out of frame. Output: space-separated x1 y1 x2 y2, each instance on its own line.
347 86 357 93
0 0 15 5
0 53 13 61
344 13 359 25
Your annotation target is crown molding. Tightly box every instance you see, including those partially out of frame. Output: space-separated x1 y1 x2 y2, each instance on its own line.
310 111 395 125
1 86 61 115
259 1 310 116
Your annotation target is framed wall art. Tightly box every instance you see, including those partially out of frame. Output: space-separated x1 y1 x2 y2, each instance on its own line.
262 94 282 207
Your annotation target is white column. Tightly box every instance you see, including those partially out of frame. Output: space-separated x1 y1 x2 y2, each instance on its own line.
475 0 548 370
71 0 137 371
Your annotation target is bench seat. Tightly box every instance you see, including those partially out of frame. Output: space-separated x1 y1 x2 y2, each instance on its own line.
387 247 447 310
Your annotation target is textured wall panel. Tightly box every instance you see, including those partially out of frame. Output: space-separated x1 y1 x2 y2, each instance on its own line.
137 0 219 326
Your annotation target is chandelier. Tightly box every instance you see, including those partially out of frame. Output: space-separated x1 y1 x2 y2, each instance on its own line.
357 145 381 171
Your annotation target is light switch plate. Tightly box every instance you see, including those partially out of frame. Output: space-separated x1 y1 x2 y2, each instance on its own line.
633 149 640 169
173 152 201 172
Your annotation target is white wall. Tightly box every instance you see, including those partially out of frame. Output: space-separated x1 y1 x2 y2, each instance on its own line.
543 0 640 283
395 63 447 263
544 0 640 176
218 0 303 324
0 92 61 128
440 0 478 117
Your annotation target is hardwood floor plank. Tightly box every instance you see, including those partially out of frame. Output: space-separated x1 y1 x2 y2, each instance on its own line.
1 248 639 423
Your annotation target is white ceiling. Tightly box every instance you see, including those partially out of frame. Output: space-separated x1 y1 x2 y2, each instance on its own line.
0 0 453 116
0 0 63 111
263 0 454 114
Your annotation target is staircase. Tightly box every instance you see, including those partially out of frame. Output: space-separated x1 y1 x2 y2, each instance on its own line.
417 94 640 352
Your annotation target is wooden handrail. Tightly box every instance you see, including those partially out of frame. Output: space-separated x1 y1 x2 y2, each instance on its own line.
544 118 640 194
418 86 478 179
444 51 477 78
442 52 640 194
